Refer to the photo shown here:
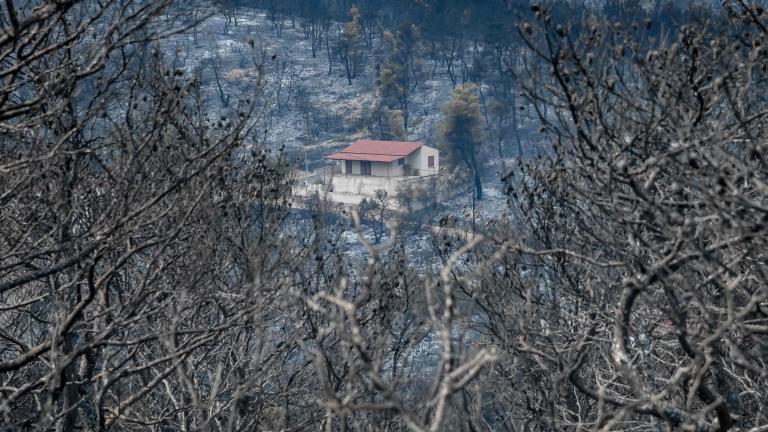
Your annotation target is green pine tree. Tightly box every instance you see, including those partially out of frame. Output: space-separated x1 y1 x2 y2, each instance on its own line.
439 83 484 199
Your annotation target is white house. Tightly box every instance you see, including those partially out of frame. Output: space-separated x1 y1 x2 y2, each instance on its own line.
324 139 439 178
313 139 440 201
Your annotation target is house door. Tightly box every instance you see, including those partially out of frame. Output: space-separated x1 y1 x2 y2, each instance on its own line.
345 160 353 174
361 161 372 176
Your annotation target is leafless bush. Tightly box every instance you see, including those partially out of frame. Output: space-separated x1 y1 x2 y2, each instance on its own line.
461 4 768 431
0 4 499 431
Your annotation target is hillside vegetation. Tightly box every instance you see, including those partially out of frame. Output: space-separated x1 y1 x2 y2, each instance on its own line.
1 1 768 431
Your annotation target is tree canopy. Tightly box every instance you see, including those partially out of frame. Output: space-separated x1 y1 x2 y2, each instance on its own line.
439 83 484 199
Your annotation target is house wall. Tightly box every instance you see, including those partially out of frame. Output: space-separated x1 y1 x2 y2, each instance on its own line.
403 146 439 176
349 160 360 175
404 152 420 175
371 162 391 177
418 146 440 176
389 161 405 177
338 160 357 175
339 160 403 177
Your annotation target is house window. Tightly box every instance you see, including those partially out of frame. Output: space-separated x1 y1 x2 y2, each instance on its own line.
361 161 372 176
345 160 353 174
428 156 435 168
397 158 404 166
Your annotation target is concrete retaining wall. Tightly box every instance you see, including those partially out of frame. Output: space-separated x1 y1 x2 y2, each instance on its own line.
331 175 403 195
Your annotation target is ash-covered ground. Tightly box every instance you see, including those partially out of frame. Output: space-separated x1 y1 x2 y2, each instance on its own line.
163 7 545 267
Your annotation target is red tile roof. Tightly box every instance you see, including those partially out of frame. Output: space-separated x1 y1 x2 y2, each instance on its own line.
323 139 423 162
325 152 402 162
